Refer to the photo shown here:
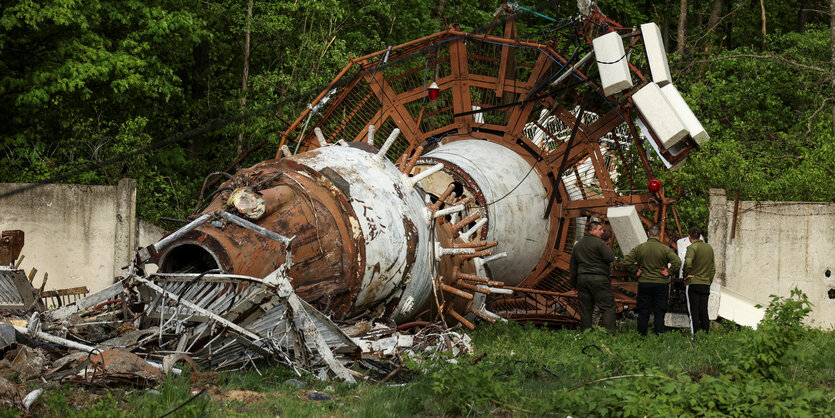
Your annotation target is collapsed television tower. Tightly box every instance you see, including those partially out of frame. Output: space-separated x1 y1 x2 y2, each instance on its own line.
146 1 708 327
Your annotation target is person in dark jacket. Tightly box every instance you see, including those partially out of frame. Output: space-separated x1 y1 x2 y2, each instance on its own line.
569 221 616 333
683 226 715 334
623 224 681 335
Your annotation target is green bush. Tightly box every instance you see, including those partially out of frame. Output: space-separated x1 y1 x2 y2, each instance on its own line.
730 288 814 380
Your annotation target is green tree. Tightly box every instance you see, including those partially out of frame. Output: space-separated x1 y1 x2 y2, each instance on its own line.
2 0 833 230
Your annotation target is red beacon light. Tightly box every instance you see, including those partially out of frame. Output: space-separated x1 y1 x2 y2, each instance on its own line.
648 178 662 193
427 82 440 101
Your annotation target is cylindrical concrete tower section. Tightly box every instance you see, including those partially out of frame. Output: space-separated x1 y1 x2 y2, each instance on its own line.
291 145 433 320
416 140 550 286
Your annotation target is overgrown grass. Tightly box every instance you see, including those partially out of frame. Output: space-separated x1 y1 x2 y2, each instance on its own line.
429 321 835 416
5 293 835 416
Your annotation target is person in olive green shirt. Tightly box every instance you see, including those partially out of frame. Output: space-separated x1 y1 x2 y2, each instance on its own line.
683 226 716 334
622 224 681 335
569 221 616 334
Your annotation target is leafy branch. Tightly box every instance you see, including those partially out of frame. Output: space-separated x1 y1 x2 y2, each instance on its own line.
806 97 833 137
566 374 678 392
694 54 827 73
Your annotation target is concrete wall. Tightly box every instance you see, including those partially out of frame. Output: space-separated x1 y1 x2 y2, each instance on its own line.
708 189 835 328
136 219 165 275
0 179 163 292
137 219 166 249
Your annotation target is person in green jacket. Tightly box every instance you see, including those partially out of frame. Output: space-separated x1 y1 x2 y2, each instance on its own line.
622 224 681 335
683 226 716 334
569 221 616 333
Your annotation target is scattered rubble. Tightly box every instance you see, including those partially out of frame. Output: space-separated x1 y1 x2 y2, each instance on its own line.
1 266 473 384
0 219 476 412
0 242 474 413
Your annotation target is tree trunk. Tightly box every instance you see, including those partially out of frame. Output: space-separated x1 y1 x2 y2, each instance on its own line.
236 0 254 158
434 0 447 29
760 0 767 50
798 0 812 33
706 0 723 31
677 0 687 55
704 0 723 52
830 0 835 136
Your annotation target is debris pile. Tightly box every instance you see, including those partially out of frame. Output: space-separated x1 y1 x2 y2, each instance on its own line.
1 242 474 415
2 266 473 381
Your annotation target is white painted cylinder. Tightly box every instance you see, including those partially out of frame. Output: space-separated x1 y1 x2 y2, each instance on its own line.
419 140 550 285
292 146 432 320
367 125 375 145
377 128 400 159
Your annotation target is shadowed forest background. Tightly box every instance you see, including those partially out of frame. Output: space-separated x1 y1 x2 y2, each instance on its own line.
2 0 834 231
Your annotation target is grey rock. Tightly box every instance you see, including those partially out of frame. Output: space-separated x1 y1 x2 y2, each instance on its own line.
304 390 333 401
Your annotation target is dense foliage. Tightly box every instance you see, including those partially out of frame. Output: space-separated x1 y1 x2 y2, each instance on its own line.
0 0 486 224
2 0 834 229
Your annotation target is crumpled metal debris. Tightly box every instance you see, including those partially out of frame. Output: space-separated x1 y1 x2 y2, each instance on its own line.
0 230 24 267
88 349 165 383
0 324 14 350
0 267 473 387
351 322 472 357
1 226 474 387
0 266 36 311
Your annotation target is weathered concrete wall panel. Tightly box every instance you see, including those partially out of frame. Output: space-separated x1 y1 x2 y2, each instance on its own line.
137 219 166 250
137 219 166 275
709 189 835 328
0 180 163 292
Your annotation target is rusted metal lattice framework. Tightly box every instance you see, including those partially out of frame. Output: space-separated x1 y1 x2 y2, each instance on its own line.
275 6 697 325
